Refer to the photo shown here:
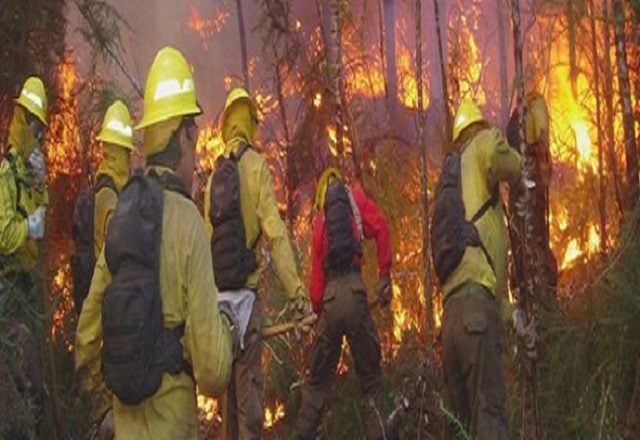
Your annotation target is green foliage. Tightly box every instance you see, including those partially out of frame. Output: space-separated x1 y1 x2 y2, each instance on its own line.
537 211 640 438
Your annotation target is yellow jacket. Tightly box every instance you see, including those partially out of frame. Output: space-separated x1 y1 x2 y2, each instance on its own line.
204 139 303 300
442 127 522 319
525 92 549 145
0 106 48 273
76 167 232 439
93 143 130 258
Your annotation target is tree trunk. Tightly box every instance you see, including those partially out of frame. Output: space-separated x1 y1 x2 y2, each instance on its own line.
509 0 540 437
496 0 510 128
433 0 451 140
383 0 398 122
567 0 578 96
415 0 435 366
235 0 250 92
329 0 345 166
603 0 625 215
590 0 607 254
613 0 639 210
632 2 640 128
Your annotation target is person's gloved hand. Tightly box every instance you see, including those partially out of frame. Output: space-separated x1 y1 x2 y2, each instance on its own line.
27 206 46 239
512 308 537 360
91 408 114 440
376 276 392 307
289 295 312 340
219 302 241 358
28 147 46 188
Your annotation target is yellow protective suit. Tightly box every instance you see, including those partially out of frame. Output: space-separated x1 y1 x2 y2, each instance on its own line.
204 103 303 300
92 143 130 258
442 127 522 320
525 92 549 145
0 106 48 273
75 166 233 439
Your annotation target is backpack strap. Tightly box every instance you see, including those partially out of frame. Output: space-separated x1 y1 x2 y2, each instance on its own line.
470 185 500 224
233 142 251 162
148 168 192 200
95 174 118 194
469 185 500 274
6 153 29 219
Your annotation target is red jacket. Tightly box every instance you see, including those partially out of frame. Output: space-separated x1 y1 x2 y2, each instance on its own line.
310 185 392 313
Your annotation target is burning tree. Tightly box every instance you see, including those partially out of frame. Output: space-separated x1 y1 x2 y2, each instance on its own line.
1 0 640 437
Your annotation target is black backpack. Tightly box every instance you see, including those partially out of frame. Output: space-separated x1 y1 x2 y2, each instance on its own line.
71 175 116 314
431 152 498 285
323 182 362 276
101 172 191 406
209 143 258 291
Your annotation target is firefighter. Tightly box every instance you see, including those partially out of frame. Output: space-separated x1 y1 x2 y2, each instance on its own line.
295 167 393 439
203 87 310 439
507 89 558 314
71 100 134 315
0 76 49 438
75 47 233 439
92 100 135 257
432 99 522 439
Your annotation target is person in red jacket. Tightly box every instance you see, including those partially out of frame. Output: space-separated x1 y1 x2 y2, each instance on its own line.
296 167 394 439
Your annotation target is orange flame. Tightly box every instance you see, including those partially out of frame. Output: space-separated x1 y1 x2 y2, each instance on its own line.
186 5 229 50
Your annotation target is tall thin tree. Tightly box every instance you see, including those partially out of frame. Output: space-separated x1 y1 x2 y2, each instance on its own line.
590 0 607 253
415 0 435 365
383 0 398 122
613 0 639 210
603 0 625 215
236 0 250 92
329 0 345 165
433 0 451 140
510 0 541 437
496 0 510 127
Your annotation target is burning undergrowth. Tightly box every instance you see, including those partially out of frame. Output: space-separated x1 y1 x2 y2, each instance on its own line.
0 0 636 437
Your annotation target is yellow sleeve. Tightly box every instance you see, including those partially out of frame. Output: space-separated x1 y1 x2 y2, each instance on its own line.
183 216 232 396
93 187 118 258
482 128 523 188
203 173 214 239
255 160 303 300
525 95 550 145
0 169 29 255
75 249 113 422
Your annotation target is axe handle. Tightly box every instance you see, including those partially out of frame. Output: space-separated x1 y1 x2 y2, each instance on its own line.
261 296 381 339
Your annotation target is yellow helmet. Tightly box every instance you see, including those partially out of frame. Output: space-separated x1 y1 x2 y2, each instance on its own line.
96 100 135 150
135 47 202 129
222 87 257 127
16 76 48 125
452 98 485 143
314 167 343 210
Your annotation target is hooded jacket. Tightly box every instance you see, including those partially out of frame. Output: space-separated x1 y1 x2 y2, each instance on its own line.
442 127 522 321
75 166 232 439
92 143 130 258
0 105 48 273
204 103 303 300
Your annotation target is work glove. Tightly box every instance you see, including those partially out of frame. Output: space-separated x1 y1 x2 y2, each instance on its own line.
219 302 241 358
90 408 114 440
28 147 47 189
376 276 392 307
512 308 537 360
27 206 46 240
289 295 312 340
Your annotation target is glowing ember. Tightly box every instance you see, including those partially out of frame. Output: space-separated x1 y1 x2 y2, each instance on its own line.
197 394 221 423
264 401 285 429
313 92 322 109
